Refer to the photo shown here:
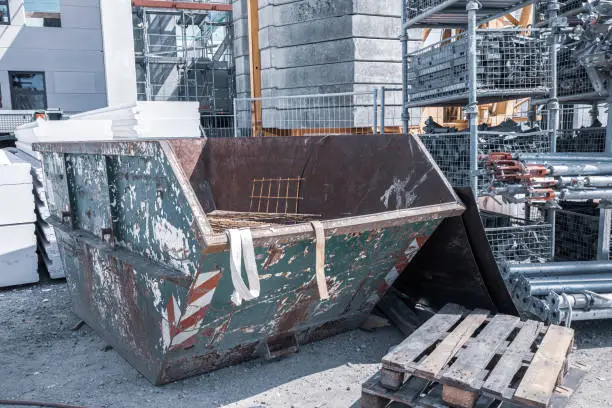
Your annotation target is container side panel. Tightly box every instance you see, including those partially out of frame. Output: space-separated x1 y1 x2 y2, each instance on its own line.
106 149 201 277
161 220 440 367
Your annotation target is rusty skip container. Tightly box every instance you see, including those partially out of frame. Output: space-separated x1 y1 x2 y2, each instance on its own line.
33 135 464 384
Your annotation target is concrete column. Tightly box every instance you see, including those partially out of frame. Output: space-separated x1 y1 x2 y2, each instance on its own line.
100 0 138 106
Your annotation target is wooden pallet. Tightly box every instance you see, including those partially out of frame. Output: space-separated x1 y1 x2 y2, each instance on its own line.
372 304 584 408
361 362 589 408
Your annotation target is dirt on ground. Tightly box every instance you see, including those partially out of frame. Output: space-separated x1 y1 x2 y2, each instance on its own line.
0 281 611 408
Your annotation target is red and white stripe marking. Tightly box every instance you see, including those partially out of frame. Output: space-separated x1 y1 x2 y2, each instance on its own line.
369 236 430 304
162 269 222 350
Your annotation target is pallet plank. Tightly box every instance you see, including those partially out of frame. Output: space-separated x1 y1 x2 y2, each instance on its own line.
441 314 520 390
482 320 544 398
514 325 575 408
383 303 468 372
414 309 490 379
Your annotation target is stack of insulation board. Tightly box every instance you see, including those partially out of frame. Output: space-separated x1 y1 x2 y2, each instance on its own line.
6 148 64 279
13 102 200 150
0 149 38 287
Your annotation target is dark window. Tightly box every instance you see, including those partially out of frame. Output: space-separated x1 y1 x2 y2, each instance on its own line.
25 0 61 27
0 0 10 25
10 72 47 110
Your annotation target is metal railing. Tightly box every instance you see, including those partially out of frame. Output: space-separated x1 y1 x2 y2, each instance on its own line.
233 91 379 138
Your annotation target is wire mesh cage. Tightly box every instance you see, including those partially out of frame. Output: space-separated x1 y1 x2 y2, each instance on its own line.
555 208 600 261
406 29 552 107
557 47 601 101
233 92 378 137
482 211 554 263
418 128 553 189
550 104 608 152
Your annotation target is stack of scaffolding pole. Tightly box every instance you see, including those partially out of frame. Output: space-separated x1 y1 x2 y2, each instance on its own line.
503 260 612 324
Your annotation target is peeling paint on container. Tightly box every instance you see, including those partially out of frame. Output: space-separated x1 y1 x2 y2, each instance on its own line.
34 135 463 385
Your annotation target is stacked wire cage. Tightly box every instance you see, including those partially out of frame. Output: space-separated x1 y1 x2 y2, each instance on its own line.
400 0 556 277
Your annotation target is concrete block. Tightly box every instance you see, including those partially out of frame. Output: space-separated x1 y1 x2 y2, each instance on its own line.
235 74 251 96
258 0 353 28
0 223 38 287
261 62 355 89
233 34 251 58
259 15 352 48
353 0 402 17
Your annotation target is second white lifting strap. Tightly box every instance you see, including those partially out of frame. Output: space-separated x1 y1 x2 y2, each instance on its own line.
226 228 261 306
311 221 330 300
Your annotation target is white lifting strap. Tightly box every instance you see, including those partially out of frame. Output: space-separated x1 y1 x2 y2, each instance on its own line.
226 229 261 306
311 221 330 300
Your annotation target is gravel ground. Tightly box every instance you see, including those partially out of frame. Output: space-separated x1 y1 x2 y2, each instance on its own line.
0 281 610 408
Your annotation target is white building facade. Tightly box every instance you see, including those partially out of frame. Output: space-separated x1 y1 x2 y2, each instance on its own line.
0 0 107 113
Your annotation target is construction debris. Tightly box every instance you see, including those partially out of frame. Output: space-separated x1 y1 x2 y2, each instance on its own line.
362 303 588 408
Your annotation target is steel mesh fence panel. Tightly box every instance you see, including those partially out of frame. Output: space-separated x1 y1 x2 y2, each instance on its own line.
0 111 35 134
406 29 552 106
379 87 404 133
234 92 377 137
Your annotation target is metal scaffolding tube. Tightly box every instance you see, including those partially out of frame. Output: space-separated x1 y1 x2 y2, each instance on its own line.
550 162 612 176
505 261 612 276
560 189 612 201
530 280 612 296
401 0 409 134
467 0 480 197
529 273 612 284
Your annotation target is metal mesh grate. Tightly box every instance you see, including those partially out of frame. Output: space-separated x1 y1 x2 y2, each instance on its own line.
249 177 305 214
0 111 35 134
406 29 552 106
234 92 378 138
483 213 553 263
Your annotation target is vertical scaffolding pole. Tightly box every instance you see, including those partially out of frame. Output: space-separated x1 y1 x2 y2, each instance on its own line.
401 0 409 134
373 88 379 134
597 86 612 260
380 86 386 134
548 0 560 259
142 8 153 101
467 0 480 197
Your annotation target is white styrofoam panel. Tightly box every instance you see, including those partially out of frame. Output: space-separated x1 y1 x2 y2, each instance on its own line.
0 149 32 185
0 183 35 225
0 223 38 287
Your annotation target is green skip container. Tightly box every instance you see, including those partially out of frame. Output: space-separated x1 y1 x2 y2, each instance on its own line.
34 134 464 384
